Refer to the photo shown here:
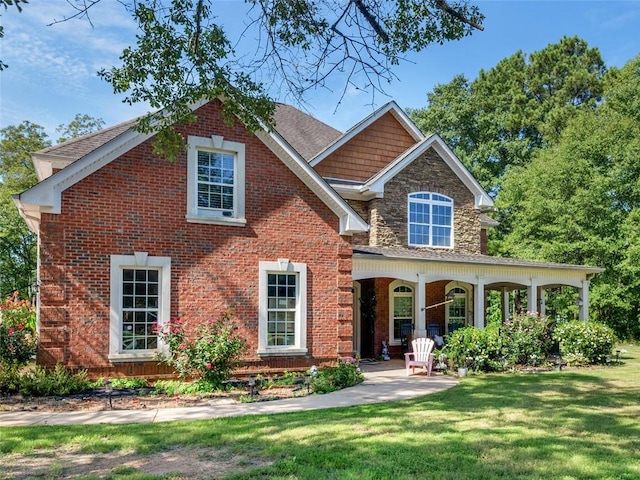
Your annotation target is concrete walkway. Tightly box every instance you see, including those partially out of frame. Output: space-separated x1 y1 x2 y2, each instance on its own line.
0 361 458 427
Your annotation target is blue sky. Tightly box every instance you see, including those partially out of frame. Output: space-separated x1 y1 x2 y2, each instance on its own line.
1 0 640 139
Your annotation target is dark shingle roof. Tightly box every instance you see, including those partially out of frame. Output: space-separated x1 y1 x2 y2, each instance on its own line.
272 103 342 160
353 245 603 272
34 103 342 163
36 119 138 161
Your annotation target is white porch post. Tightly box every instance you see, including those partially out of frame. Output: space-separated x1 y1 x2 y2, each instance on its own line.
474 278 485 328
579 279 590 320
415 274 427 338
527 279 538 314
538 287 546 317
502 288 510 322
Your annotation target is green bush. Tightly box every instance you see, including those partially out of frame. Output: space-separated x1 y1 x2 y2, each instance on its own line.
501 313 553 366
311 358 364 394
0 295 38 366
553 320 617 364
443 325 503 371
156 311 247 389
0 362 21 394
18 364 92 397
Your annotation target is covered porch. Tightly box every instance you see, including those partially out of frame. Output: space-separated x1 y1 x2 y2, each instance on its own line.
351 246 603 359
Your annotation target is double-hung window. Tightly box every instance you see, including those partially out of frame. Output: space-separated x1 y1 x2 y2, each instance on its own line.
187 135 246 225
258 260 307 355
408 192 453 247
109 253 171 361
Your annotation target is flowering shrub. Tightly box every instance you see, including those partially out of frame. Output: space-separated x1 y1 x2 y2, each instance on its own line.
443 325 503 371
310 357 364 394
553 320 617 364
156 311 246 388
501 313 553 366
0 294 37 366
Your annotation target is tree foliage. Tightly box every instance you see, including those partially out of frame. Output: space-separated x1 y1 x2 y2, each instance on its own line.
20 0 482 160
56 114 105 144
497 54 640 338
409 36 606 192
0 122 47 297
0 115 104 298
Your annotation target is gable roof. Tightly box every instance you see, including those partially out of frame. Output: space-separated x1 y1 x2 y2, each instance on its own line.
309 101 424 168
328 133 494 210
31 104 340 172
14 100 367 236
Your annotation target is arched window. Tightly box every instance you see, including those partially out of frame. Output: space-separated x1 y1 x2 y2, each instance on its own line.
389 282 414 343
447 287 467 332
408 192 453 247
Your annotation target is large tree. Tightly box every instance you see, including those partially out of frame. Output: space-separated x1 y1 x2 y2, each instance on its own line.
409 36 606 193
0 121 48 298
2 1 485 159
0 115 104 298
497 54 640 338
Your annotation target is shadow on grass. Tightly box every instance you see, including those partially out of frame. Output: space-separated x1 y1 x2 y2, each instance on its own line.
3 346 640 479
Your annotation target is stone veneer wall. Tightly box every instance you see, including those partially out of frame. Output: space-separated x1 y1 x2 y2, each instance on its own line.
368 147 482 254
346 199 370 245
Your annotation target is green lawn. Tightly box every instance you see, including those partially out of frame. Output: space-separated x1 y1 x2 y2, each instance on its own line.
2 344 639 480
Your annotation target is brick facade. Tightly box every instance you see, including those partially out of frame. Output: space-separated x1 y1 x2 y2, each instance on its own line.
37 100 352 378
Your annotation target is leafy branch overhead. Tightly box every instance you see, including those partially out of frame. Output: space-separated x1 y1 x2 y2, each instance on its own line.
89 0 483 158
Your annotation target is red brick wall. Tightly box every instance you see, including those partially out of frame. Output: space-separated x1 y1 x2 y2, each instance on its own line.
37 100 353 378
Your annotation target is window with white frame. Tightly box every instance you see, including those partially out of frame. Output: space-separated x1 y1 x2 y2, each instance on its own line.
389 281 414 344
109 254 171 361
187 135 246 225
408 192 453 247
447 287 467 328
258 260 307 355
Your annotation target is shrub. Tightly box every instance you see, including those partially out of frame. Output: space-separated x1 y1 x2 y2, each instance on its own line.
501 313 553 366
0 362 21 394
18 364 92 397
443 325 503 372
0 294 37 366
553 320 617 364
311 357 364 394
156 311 247 389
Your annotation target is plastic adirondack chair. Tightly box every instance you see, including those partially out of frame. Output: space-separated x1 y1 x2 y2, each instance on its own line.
405 337 435 376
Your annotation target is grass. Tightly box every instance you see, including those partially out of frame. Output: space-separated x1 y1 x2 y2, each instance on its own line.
2 344 640 479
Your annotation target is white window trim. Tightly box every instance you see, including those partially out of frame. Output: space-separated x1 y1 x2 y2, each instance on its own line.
186 135 246 226
258 260 308 356
389 280 414 346
109 253 171 362
445 281 471 332
408 192 454 248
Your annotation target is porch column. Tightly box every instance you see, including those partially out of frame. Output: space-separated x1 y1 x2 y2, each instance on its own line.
502 288 510 322
474 278 485 328
415 274 427 338
538 287 546 317
579 279 590 320
527 279 538 314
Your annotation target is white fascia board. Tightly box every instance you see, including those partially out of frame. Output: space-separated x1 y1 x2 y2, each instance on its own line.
32 153 77 181
17 128 155 218
12 197 42 234
309 101 425 168
364 134 494 210
255 130 368 235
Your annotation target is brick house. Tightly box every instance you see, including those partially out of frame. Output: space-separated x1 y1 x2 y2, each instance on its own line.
14 99 602 376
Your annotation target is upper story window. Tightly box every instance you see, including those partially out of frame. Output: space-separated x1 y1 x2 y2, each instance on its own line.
187 135 246 226
408 192 453 248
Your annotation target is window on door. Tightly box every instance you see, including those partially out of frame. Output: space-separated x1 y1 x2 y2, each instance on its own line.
390 282 414 344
